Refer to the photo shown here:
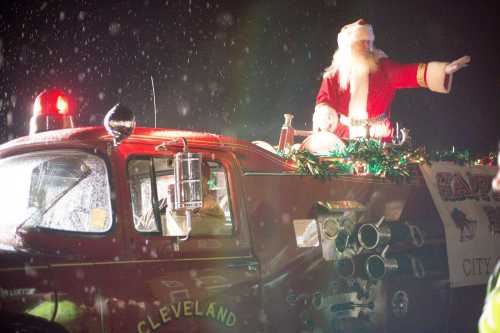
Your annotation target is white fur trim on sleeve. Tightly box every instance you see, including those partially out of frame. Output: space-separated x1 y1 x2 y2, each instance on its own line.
313 104 339 132
426 61 453 94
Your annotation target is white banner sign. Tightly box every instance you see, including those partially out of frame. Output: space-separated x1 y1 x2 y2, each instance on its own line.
420 162 500 288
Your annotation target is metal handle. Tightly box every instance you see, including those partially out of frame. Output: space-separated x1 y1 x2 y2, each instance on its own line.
226 260 259 272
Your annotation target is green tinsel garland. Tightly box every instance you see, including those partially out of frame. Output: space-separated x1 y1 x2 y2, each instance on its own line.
426 149 470 165
286 149 332 179
281 139 493 182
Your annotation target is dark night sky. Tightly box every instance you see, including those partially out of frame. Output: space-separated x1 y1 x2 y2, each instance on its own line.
0 0 499 153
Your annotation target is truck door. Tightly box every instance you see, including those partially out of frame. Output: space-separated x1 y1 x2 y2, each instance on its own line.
0 150 116 332
109 152 260 333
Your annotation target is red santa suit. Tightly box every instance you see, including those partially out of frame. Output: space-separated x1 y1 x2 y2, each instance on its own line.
314 20 453 142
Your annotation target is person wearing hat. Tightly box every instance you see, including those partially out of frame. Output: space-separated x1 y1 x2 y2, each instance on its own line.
313 19 470 142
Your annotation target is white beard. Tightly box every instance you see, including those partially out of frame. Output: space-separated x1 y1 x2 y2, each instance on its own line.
324 47 382 91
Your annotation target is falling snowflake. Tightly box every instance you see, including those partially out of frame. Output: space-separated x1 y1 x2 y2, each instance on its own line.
10 95 16 108
75 269 85 280
78 11 86 21
0 38 4 69
24 264 38 278
109 22 121 36
216 12 233 28
177 102 190 117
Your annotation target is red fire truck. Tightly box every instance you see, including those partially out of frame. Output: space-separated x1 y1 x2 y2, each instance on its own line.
0 90 491 332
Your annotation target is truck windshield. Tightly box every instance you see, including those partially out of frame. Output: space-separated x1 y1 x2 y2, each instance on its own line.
0 151 112 247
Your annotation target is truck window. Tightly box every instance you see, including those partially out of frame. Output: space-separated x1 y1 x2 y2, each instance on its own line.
0 151 112 240
128 157 233 236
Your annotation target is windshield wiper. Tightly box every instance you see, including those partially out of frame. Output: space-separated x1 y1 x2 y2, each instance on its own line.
15 166 92 233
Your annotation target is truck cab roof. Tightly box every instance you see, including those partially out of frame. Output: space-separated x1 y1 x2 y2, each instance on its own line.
0 126 294 173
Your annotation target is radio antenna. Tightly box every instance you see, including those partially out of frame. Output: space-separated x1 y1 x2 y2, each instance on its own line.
151 76 158 128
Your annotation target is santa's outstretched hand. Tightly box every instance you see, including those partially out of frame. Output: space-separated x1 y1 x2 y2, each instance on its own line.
445 55 471 74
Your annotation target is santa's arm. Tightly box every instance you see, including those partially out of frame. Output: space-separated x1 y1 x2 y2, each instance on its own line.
314 76 340 132
387 56 470 93
424 55 470 92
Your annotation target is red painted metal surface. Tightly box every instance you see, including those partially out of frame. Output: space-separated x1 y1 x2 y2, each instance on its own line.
0 126 483 332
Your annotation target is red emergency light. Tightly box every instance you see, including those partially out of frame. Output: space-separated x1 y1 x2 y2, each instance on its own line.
29 89 75 135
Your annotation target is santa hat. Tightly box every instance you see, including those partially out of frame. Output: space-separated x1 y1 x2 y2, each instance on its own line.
337 19 374 50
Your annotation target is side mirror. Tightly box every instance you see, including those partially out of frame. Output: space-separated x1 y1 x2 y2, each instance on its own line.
160 144 203 239
103 104 136 146
173 151 203 211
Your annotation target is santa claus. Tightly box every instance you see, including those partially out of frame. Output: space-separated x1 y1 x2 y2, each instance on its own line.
313 19 470 141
